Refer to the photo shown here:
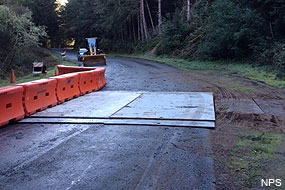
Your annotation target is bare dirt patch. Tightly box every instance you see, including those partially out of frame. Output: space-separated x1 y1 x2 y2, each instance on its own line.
188 70 285 189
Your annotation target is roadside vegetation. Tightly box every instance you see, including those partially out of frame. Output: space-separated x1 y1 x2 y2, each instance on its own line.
0 3 45 79
63 0 285 80
0 0 62 79
1 0 284 84
0 52 76 87
231 131 284 188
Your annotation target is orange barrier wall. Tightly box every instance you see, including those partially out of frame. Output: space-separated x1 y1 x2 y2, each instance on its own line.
0 67 106 128
51 73 80 103
78 70 99 95
0 86 25 127
96 68 106 90
18 79 57 116
57 65 95 75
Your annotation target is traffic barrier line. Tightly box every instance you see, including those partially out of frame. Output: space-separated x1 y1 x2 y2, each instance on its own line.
95 68 106 90
0 86 25 127
57 65 95 75
51 73 80 103
78 70 99 95
17 79 58 116
0 67 106 128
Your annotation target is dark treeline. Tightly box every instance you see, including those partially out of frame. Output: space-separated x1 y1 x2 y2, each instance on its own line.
0 0 284 78
62 0 285 77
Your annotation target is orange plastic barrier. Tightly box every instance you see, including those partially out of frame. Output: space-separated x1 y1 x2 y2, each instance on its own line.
78 70 99 95
96 68 106 90
51 73 80 103
18 79 57 116
57 65 95 75
0 86 25 127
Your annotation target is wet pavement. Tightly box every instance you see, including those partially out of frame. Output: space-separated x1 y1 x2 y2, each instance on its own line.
0 52 215 190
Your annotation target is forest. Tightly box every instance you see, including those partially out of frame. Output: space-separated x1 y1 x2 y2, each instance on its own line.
0 0 285 78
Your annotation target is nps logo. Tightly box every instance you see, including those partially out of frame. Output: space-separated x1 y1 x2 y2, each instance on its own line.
261 179 282 187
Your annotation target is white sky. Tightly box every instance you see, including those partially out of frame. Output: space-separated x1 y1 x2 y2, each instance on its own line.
58 0 68 5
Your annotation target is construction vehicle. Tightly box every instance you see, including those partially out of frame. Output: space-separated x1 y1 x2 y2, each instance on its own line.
81 37 106 66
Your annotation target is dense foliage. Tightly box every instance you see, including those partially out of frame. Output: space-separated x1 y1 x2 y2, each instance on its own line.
0 0 284 78
199 0 285 76
62 0 284 77
17 0 60 47
0 3 46 78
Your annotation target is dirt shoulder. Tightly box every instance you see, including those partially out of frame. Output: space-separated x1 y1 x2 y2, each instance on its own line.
190 70 285 189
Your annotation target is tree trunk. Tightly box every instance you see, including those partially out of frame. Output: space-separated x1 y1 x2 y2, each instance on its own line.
145 0 156 35
140 0 149 41
3 32 19 70
137 13 141 41
8 50 17 71
158 0 162 31
270 21 275 40
120 28 124 41
132 16 136 41
186 0 190 22
139 8 144 41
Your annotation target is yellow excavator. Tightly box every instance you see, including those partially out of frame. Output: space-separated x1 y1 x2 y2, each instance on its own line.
82 37 106 66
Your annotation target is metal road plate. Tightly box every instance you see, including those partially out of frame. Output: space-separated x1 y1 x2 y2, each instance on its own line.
19 118 215 129
253 99 285 116
216 99 264 114
31 91 215 128
112 92 215 121
33 91 141 117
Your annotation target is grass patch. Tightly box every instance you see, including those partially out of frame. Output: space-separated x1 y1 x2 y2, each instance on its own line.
231 131 283 188
109 54 285 89
0 51 77 87
222 84 253 92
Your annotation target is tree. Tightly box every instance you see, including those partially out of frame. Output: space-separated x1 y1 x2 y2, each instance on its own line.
158 0 162 30
0 5 46 75
186 0 190 21
63 0 140 48
17 0 60 47
199 0 265 59
140 0 149 40
145 0 156 35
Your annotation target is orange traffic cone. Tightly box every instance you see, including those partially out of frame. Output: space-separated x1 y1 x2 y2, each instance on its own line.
53 69 57 76
10 70 15 83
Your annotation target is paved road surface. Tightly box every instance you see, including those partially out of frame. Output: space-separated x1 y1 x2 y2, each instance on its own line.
0 51 215 190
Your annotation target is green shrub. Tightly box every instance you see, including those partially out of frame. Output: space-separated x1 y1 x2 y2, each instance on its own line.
0 5 46 78
258 42 285 78
199 0 263 59
156 9 191 56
